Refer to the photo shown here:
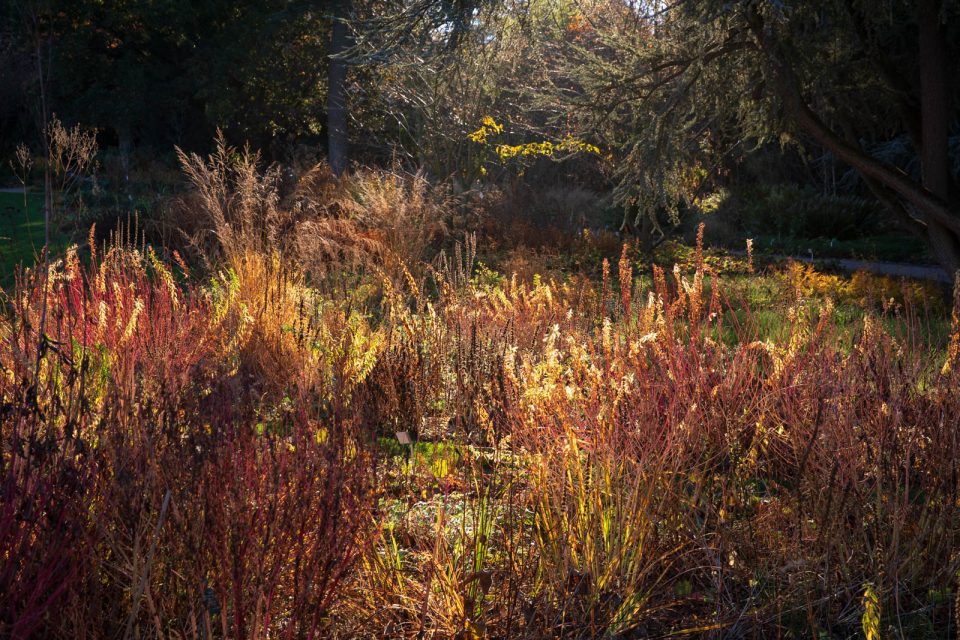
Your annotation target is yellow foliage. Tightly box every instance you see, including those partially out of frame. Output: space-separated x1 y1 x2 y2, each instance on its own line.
862 582 881 640
944 274 960 375
467 116 504 144
468 116 600 162
782 260 942 309
496 136 600 161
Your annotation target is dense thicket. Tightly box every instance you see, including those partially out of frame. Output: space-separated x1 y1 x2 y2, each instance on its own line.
1 0 334 153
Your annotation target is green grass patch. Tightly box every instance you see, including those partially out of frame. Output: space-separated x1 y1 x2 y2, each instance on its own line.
751 233 932 264
0 191 68 282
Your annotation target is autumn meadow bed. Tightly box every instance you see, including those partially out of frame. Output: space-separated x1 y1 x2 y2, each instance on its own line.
3 146 960 639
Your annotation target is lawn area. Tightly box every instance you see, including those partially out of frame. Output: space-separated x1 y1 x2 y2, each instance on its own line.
749 232 934 264
0 191 66 282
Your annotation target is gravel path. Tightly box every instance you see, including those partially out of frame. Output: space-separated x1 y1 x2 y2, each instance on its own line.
763 253 953 283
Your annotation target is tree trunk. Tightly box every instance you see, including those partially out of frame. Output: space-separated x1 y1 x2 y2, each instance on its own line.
918 0 960 277
33 13 52 248
118 123 134 206
327 0 349 176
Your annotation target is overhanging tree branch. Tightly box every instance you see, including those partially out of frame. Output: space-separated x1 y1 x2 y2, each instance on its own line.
749 12 960 237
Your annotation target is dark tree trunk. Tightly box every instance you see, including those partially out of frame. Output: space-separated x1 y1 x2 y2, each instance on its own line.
327 0 349 176
918 0 960 277
118 123 134 205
